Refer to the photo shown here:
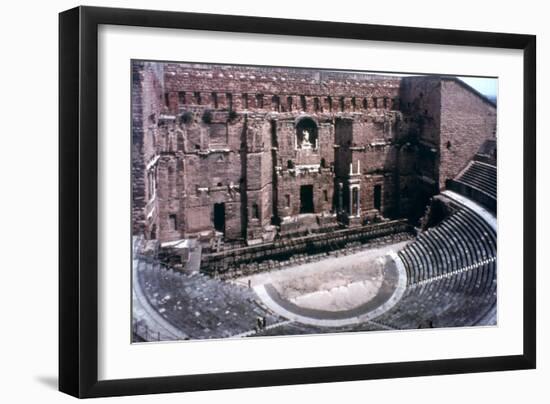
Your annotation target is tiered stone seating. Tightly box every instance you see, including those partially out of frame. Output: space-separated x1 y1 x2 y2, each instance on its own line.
374 204 497 329
137 262 282 339
135 195 496 337
456 161 497 200
399 207 496 285
370 263 496 328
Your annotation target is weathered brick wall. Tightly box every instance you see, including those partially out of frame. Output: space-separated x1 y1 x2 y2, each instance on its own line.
396 77 443 220
163 63 400 115
439 79 497 189
276 170 334 217
160 64 404 239
178 115 245 240
397 76 496 192
399 77 442 148
132 62 496 243
399 76 441 199
131 61 165 238
334 118 353 178
360 145 398 216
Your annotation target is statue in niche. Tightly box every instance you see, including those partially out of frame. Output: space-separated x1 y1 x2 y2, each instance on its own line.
301 129 312 148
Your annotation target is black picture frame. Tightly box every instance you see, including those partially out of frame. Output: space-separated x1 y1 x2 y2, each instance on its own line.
59 5 536 398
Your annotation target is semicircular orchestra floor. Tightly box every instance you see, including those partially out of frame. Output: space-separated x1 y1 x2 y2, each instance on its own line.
236 242 409 327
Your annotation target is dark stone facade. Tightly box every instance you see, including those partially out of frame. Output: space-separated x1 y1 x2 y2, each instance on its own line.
132 62 496 244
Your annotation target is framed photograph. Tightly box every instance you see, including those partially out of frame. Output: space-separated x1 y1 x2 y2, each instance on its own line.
59 6 536 398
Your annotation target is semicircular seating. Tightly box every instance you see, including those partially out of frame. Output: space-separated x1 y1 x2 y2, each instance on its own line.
456 161 497 200
370 203 497 329
135 179 497 338
137 262 283 339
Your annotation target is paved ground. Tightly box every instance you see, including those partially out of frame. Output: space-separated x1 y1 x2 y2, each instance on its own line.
252 249 409 327
235 241 409 313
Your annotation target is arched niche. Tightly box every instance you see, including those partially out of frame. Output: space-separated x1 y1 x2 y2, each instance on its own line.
295 117 318 150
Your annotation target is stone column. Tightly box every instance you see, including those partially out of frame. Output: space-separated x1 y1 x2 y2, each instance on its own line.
349 186 354 216
356 186 360 216
338 182 343 212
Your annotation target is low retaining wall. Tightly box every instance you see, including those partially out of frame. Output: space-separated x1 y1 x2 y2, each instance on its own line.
201 219 412 277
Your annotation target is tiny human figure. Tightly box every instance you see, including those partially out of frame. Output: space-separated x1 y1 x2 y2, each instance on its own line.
248 279 251 289
262 316 267 328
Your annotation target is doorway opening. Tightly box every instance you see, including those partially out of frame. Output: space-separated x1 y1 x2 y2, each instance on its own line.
213 203 225 234
300 185 314 213
374 185 382 211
